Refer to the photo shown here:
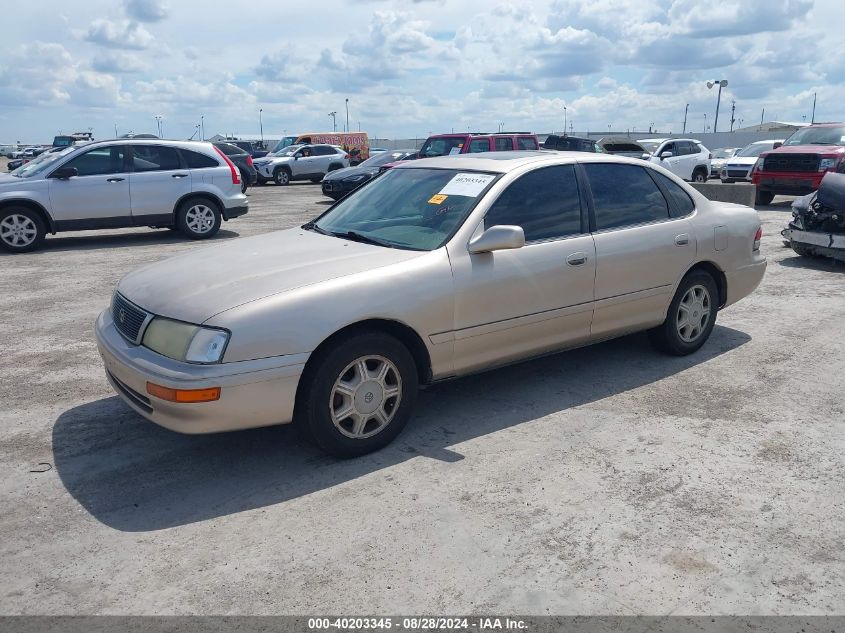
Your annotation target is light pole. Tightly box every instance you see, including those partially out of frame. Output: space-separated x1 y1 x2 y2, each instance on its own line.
811 92 816 124
563 105 567 135
345 98 349 133
703 113 707 133
114 123 118 138
706 79 728 132
200 115 204 141
259 108 264 145
328 111 337 132
154 115 163 137
683 103 689 134
730 99 736 132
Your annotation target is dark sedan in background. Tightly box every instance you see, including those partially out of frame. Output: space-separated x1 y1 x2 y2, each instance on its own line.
321 149 417 200
213 142 258 193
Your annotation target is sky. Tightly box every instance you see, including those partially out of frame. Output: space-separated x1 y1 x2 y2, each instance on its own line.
1 0 843 143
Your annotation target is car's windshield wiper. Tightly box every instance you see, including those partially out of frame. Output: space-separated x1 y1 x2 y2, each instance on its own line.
336 231 396 248
301 221 332 236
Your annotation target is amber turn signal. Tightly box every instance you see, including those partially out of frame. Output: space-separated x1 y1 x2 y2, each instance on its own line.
146 382 221 403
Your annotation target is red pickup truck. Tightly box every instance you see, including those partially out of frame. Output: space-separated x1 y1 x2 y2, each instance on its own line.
418 132 539 157
751 122 845 205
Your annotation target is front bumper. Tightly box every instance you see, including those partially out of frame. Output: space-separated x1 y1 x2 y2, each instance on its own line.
95 309 307 434
753 173 825 196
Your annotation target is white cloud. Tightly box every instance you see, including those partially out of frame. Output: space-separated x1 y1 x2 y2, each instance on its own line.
85 19 154 50
124 0 169 22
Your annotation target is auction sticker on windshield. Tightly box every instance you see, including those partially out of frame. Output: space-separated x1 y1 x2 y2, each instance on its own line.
439 173 496 197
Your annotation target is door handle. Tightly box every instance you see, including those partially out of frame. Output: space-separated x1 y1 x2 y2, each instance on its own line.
566 252 588 266
106 177 125 182
675 233 690 246
171 173 188 178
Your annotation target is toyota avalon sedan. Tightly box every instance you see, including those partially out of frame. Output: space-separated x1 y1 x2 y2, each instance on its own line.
96 152 766 457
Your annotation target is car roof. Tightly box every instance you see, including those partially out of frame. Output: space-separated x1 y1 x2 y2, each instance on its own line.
71 138 216 151
395 150 649 173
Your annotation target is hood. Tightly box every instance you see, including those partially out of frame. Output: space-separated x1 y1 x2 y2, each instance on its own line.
254 156 292 166
117 228 423 324
726 156 759 166
323 164 378 181
766 144 845 155
0 173 22 184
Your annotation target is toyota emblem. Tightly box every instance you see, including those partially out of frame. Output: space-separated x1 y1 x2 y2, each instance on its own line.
364 392 374 403
119 308 126 324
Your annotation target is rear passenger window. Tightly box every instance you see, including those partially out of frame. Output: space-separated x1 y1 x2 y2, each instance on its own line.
182 150 219 169
469 139 490 153
132 146 181 172
484 165 582 241
584 163 670 230
494 137 513 151
517 136 538 150
649 171 695 217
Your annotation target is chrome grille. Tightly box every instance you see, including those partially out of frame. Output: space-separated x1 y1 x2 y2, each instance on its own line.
111 293 151 343
727 168 749 178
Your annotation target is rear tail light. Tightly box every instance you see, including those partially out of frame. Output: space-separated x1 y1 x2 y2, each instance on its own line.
753 227 762 252
213 145 241 186
246 155 254 166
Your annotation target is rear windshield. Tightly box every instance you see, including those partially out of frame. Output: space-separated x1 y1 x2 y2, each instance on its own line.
712 148 737 159
419 137 465 158
736 143 774 157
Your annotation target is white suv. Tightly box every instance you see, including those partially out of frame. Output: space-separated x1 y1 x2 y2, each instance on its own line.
253 144 350 186
0 139 248 253
638 138 711 182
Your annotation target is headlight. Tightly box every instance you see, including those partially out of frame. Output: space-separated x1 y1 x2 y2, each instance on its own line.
142 317 229 364
819 158 836 171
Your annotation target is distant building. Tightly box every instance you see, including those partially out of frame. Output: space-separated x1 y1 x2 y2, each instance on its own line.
733 121 808 134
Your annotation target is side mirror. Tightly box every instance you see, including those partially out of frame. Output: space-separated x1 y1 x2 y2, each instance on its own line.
773 142 783 149
468 225 525 254
659 151 674 159
50 166 78 179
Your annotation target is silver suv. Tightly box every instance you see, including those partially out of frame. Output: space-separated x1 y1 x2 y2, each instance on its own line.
253 144 350 186
0 139 248 253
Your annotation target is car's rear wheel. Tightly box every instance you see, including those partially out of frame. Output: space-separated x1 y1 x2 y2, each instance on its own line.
755 190 775 206
176 197 221 240
298 331 419 457
0 207 45 253
273 168 291 186
649 271 718 356
692 168 707 183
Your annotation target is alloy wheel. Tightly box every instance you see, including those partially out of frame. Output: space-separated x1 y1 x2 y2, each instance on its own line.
0 214 38 248
184 204 215 234
676 284 711 343
329 355 402 439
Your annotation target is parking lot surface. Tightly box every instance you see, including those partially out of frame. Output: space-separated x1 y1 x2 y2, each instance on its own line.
1 160 843 615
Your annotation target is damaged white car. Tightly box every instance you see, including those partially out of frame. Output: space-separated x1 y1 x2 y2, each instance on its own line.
783 172 845 263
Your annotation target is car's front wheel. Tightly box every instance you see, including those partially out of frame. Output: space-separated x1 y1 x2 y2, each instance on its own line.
273 168 291 186
692 168 707 183
176 197 221 240
298 331 419 457
649 271 718 356
790 242 816 258
0 207 46 253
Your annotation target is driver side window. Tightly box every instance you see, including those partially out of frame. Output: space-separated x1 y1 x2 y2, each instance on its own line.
484 165 583 242
661 143 675 156
62 146 126 176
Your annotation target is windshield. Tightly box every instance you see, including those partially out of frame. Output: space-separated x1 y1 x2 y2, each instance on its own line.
52 136 74 147
783 126 845 146
358 150 413 168
736 142 776 157
12 147 76 178
712 148 737 159
271 136 298 152
419 137 465 158
269 144 303 157
639 140 661 153
309 168 498 251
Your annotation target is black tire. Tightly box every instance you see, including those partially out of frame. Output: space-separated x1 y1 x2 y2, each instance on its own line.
310 177 323 183
692 168 707 183
649 270 718 356
273 167 291 186
0 206 46 253
241 180 248 194
328 163 343 172
298 331 419 457
755 190 775 206
175 197 221 240
257 176 268 185
791 242 816 258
